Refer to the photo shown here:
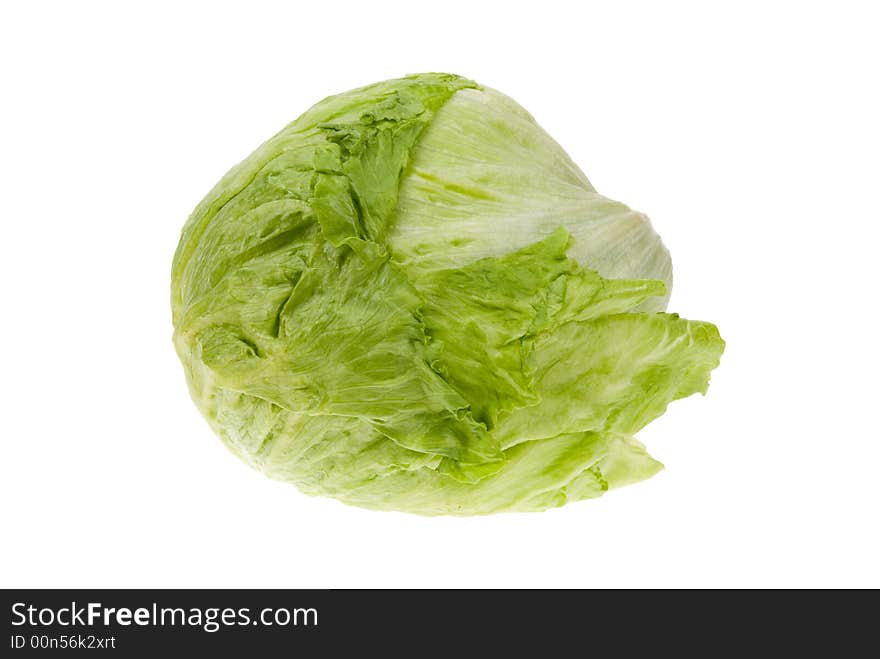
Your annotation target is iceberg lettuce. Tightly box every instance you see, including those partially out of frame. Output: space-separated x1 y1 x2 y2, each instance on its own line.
171 73 723 514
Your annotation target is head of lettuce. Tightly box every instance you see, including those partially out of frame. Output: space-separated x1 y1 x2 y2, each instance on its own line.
171 73 723 515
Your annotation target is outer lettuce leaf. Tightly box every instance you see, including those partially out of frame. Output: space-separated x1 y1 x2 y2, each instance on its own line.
172 73 475 318
389 87 673 311
178 236 503 468
495 312 724 447
203 387 660 516
328 432 663 516
418 228 665 428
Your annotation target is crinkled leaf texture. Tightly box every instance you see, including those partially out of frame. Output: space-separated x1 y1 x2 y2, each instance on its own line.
172 73 723 515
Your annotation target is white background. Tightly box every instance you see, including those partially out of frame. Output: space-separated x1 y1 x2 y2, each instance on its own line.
2 1 878 588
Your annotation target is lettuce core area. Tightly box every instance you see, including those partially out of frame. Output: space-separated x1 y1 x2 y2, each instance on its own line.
171 73 724 515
